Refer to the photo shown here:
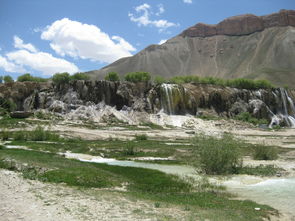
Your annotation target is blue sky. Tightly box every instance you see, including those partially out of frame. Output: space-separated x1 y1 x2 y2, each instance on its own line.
0 0 294 78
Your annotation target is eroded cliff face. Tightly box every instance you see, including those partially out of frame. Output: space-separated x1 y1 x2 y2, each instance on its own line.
181 9 295 37
2 81 295 127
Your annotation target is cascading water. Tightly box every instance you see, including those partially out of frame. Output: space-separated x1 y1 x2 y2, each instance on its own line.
270 88 295 128
160 83 189 115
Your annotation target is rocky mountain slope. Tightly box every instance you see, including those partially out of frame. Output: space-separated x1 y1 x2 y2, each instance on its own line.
87 10 295 87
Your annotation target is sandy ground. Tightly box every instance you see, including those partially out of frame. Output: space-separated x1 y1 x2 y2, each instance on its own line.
0 169 189 221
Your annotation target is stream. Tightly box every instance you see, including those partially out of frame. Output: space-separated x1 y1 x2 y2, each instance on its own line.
63 152 295 217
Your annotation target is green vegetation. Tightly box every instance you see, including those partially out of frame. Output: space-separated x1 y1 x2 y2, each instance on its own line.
253 146 278 160
124 72 151 83
151 74 275 90
3 75 14 83
17 73 48 82
0 148 275 220
52 72 71 85
70 72 90 81
153 76 166 84
105 72 120 81
193 134 242 175
238 165 280 176
0 98 16 114
234 112 268 125
135 134 148 141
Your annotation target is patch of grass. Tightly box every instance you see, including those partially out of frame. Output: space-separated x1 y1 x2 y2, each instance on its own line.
238 165 280 176
253 146 278 160
192 134 242 175
234 112 268 125
31 126 60 141
135 134 148 141
0 129 10 141
140 122 164 130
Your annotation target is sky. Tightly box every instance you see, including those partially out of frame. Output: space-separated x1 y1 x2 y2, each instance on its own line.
0 0 294 79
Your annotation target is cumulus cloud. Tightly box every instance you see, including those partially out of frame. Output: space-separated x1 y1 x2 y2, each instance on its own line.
0 55 26 73
0 36 79 75
41 18 136 63
6 50 79 76
128 3 179 32
183 0 193 3
13 36 37 53
158 39 167 44
156 4 165 16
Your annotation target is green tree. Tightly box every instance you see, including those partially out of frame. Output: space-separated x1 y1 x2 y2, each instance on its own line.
124 72 151 83
3 75 14 83
70 72 90 81
105 72 120 81
52 72 70 85
17 73 34 82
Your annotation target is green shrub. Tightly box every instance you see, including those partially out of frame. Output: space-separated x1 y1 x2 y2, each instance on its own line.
52 72 70 85
123 141 136 156
70 72 90 81
13 131 28 141
0 98 16 112
135 134 148 141
3 75 14 83
17 73 48 82
105 72 120 81
169 75 199 84
199 76 225 85
226 78 274 90
154 76 166 84
124 72 151 83
0 129 10 141
234 112 268 125
193 134 242 175
253 146 278 160
238 165 279 176
30 126 60 141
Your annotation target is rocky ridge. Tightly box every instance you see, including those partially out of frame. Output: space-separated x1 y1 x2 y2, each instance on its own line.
181 9 295 37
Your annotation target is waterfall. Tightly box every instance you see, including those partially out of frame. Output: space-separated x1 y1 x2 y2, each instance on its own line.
271 88 295 128
160 84 188 115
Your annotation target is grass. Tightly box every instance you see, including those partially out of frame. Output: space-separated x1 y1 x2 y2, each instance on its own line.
238 165 280 176
0 148 276 220
253 146 278 160
234 112 268 125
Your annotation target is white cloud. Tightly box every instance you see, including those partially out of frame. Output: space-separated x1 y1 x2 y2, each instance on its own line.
183 0 193 3
0 36 79 75
0 55 26 73
41 18 136 63
158 39 167 44
156 4 165 16
128 3 179 32
13 36 37 53
6 49 78 76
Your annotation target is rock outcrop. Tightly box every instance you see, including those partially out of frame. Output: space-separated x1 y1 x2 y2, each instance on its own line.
181 10 295 37
1 81 295 127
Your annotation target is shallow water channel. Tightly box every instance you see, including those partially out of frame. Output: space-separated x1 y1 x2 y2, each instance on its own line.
63 152 295 217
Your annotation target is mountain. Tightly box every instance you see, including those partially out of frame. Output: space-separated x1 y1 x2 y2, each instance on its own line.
87 9 295 87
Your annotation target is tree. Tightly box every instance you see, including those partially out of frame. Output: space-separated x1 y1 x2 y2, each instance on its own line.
3 75 14 83
124 72 151 83
70 72 90 81
105 72 119 81
17 73 34 82
52 72 70 85
0 76 3 83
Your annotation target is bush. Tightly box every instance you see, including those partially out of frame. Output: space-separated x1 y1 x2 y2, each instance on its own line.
124 72 151 83
70 72 90 81
30 126 60 141
226 78 274 90
123 141 136 156
3 75 14 83
0 129 10 141
135 134 148 141
199 77 225 85
17 73 48 82
193 134 242 175
234 112 268 125
253 146 278 160
154 76 166 84
169 75 200 84
0 98 16 112
105 72 120 81
52 72 70 85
